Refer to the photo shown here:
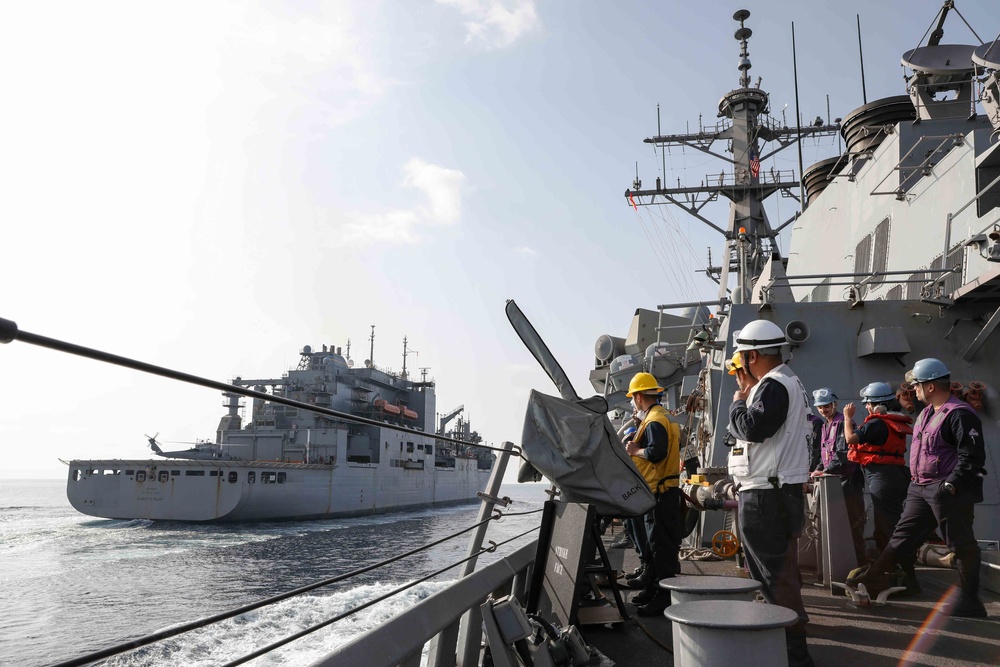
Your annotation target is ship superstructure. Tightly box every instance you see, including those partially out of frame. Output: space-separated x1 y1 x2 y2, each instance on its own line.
66 338 493 521
593 3 1000 546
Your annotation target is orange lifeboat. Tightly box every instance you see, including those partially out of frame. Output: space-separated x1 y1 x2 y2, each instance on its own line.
402 407 418 420
374 399 402 415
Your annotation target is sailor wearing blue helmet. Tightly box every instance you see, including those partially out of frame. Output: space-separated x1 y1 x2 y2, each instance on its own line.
849 359 988 618
843 380 916 591
810 388 866 566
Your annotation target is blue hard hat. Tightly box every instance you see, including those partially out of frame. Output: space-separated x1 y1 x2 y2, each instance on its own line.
906 358 951 383
860 381 895 404
812 388 838 407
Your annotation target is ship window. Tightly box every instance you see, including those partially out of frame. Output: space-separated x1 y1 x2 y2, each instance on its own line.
158 471 169 483
125 469 135 475
426 445 433 456
943 246 964 294
229 472 238 483
210 470 221 477
407 442 414 453
171 470 180 476
73 469 82 481
136 471 146 482
262 472 277 484
248 471 256 484
185 470 206 476
417 444 423 450
854 233 873 297
811 277 831 303
907 271 926 299
277 472 286 483
870 217 891 289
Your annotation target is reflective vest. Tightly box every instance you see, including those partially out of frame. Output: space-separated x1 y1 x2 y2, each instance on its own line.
631 404 681 493
727 364 811 490
848 412 912 466
910 395 974 484
820 412 859 476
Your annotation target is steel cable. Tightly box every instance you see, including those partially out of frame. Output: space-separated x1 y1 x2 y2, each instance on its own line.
51 509 532 667
222 527 539 666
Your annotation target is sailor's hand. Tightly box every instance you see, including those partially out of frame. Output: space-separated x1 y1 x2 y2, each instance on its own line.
810 470 825 478
843 402 855 419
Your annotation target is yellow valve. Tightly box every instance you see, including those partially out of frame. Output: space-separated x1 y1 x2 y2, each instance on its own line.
711 530 740 558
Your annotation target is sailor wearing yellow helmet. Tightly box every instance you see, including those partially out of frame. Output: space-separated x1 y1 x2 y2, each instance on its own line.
622 371 682 616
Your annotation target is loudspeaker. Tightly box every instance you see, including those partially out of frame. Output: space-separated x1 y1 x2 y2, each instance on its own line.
785 320 810 344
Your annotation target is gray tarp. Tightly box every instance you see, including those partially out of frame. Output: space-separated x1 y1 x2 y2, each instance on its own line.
521 389 655 517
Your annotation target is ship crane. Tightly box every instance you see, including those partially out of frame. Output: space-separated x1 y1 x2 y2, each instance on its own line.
437 404 464 435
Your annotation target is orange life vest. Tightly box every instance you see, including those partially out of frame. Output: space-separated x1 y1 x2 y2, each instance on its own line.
848 412 912 466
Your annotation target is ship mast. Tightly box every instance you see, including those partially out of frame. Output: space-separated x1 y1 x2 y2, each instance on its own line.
624 9 841 304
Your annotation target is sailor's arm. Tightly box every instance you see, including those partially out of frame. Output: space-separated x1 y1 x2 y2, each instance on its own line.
843 402 860 445
729 379 788 442
946 410 987 491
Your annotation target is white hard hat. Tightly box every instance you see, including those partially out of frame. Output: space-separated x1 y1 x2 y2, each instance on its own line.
734 320 787 352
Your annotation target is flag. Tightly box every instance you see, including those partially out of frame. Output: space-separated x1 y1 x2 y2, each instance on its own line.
628 191 638 210
749 152 760 178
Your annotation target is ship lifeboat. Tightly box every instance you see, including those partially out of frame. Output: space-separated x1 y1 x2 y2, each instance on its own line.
374 398 402 415
402 407 418 420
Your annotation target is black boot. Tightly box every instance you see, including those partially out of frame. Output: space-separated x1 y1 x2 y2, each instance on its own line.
847 546 894 589
626 568 654 590
636 590 671 616
952 552 987 618
893 562 921 597
785 631 815 667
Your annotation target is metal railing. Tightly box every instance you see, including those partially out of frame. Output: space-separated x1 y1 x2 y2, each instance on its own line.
312 541 537 667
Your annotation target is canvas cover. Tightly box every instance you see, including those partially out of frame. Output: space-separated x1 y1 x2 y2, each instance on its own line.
521 389 655 517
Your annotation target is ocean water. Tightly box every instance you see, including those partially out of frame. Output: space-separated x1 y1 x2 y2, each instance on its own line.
0 479 548 667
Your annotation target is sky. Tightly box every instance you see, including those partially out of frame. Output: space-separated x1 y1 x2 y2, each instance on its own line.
2 0 996 482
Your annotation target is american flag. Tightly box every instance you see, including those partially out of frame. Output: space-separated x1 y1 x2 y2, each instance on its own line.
749 152 760 178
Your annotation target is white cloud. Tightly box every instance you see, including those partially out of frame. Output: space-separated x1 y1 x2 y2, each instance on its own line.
437 0 541 49
516 246 539 259
403 158 466 225
340 158 466 244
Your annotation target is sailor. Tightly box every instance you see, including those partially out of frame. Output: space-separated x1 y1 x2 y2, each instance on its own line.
727 319 814 667
623 371 682 616
842 381 916 590
849 359 988 617
809 388 867 566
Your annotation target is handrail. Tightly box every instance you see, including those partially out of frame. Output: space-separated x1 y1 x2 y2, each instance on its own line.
311 541 538 667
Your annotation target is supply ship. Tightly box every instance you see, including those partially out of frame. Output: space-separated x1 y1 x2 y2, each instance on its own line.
64 339 494 521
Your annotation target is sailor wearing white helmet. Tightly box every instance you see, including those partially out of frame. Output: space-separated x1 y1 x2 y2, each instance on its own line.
849 359 988 618
727 319 814 667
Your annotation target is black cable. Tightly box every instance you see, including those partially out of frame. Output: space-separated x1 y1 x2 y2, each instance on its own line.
222 528 540 666
51 510 508 667
0 319 518 457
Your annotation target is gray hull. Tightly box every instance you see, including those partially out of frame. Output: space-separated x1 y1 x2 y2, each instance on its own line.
67 457 490 521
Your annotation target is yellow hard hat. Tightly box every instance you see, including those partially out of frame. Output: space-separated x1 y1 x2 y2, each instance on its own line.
626 372 664 398
726 351 744 375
